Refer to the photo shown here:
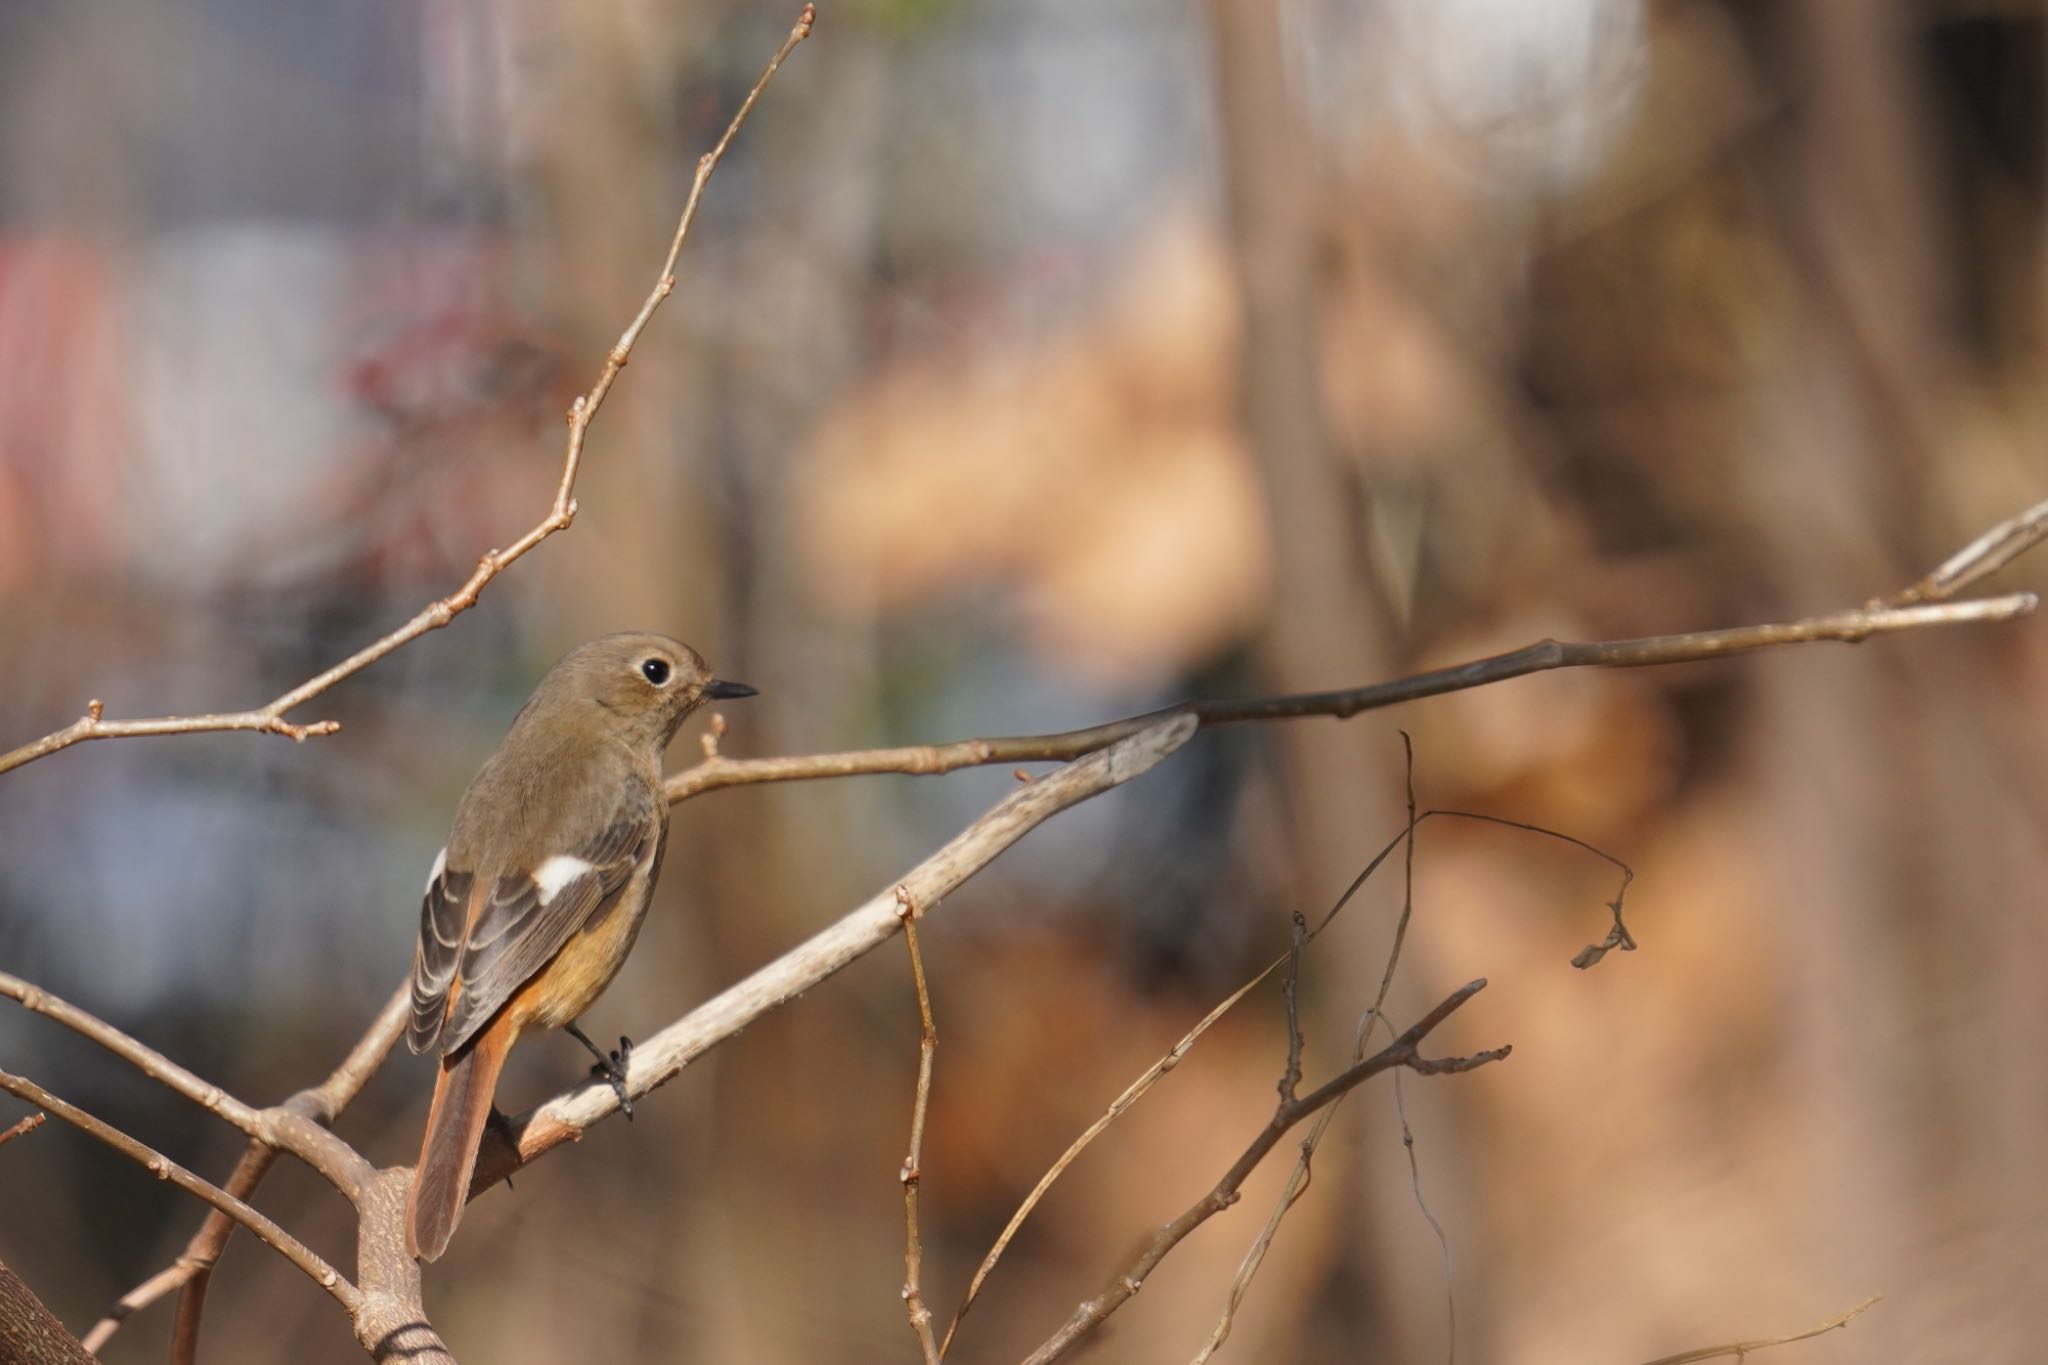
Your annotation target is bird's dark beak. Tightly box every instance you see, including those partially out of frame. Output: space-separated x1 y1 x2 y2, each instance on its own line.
705 678 758 701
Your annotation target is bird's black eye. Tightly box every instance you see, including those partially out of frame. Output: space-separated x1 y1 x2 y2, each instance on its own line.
641 657 672 686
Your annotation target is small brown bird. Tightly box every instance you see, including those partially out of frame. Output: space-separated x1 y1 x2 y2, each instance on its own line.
404 632 754 1261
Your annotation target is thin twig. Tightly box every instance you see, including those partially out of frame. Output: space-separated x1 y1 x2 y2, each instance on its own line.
946 797 1631 1358
947 792 1448 1354
939 970 1276 1357
1020 981 1511 1365
163 985 409 1364
0 1111 45 1147
1639 1294 1882 1365
0 1070 359 1315
1203 777 1624 1361
0 970 262 1134
73 985 410 1356
1189 907 1320 1365
1393 1069 1456 1365
897 887 942 1365
1194 734 1431 1363
0 971 368 1198
1883 493 2048 605
0 4 818 781
663 593 2036 805
1371 732 1424 1028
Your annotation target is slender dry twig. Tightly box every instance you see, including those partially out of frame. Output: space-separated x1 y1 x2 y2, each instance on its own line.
1188 913 1322 1365
0 1070 359 1316
469 715 1198 1193
939 967 1276 1357
1194 737 1432 1364
1020 980 1510 1365
944 802 1434 1354
1370 732 1424 1024
1884 493 2048 606
1392 1068 1456 1365
0 971 368 1199
896 887 942 1365
945 794 1631 1358
13 981 401 1358
163 985 409 1364
74 985 409 1356
1367 740 1460 1359
4 492 2027 784
1 972 261 1135
0 6 817 782
663 593 2035 806
1639 1294 1881 1365
0 1112 45 1149
1204 770 1628 1361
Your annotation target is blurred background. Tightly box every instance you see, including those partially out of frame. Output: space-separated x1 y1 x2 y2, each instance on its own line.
2 0 2046 1360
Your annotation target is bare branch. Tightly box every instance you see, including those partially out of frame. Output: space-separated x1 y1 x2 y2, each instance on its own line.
1884 493 2048 605
0 1113 44 1149
940 966 1276 1356
664 592 2037 804
0 972 368 1198
1368 731 1424 1031
469 715 1198 1195
1021 980 1510 1365
1394 1068 1457 1365
948 791 1631 1357
349 1167 457 1364
1639 1294 1882 1365
0 1070 359 1316
897 888 942 1365
0 971 259 1131
183 986 409 1362
0 5 817 780
75 985 408 1356
1195 739 1430 1363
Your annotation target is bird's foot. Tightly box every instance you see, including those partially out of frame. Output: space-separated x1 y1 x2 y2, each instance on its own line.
566 1023 634 1119
602 1036 635 1121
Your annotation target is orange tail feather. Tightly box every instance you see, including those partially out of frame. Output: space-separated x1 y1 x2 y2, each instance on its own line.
406 1019 515 1262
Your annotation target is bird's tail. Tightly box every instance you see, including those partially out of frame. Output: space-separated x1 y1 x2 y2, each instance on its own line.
406 1019 514 1262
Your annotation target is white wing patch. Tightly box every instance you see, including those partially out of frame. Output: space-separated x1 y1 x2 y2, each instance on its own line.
424 847 447 895
533 854 596 905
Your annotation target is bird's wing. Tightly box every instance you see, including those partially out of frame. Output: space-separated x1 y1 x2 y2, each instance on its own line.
408 849 472 1055
434 785 661 1057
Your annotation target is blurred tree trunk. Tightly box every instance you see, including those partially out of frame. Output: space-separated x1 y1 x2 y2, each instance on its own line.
1204 0 1417 1356
1748 1 2042 1355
